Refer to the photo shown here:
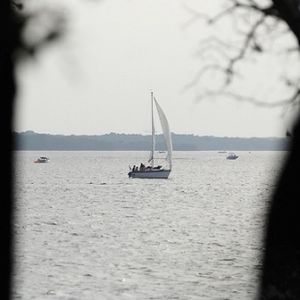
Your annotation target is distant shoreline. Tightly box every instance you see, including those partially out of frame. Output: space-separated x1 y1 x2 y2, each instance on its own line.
14 131 290 151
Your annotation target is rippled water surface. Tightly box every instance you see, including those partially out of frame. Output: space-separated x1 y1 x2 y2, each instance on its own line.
13 151 286 299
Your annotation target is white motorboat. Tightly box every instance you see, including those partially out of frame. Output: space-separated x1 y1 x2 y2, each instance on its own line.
226 152 239 160
34 156 49 163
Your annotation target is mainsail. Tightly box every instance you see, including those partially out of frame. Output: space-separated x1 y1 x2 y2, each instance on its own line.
154 97 173 170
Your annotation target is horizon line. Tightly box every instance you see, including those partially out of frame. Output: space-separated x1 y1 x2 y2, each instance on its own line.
14 130 288 139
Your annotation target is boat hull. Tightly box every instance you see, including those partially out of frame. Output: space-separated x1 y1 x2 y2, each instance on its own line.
128 169 171 179
34 158 49 163
226 156 238 160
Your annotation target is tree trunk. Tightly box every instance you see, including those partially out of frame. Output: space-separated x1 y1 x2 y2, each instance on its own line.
258 2 300 298
0 1 16 299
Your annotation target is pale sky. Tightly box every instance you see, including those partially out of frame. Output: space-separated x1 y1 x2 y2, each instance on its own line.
14 0 299 137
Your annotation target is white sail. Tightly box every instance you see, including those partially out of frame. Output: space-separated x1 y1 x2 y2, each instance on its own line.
154 97 172 170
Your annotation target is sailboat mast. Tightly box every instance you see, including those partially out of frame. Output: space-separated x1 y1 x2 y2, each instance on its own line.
151 91 155 168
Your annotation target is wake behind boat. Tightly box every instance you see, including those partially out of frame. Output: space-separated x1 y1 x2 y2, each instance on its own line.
128 92 172 179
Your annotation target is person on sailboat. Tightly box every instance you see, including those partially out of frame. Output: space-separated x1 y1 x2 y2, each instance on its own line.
140 163 145 171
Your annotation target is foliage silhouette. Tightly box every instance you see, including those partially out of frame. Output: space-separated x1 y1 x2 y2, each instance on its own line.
186 0 300 298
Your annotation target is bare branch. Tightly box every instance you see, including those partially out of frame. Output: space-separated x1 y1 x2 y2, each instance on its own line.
196 89 300 108
225 16 266 85
207 4 238 25
182 64 228 91
184 0 300 111
181 4 211 29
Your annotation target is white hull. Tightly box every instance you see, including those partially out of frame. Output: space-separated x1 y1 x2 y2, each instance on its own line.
128 169 171 179
226 152 238 160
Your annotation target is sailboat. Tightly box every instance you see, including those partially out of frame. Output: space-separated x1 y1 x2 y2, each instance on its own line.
128 92 172 179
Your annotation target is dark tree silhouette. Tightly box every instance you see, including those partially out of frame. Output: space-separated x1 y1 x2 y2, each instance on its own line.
185 0 300 298
2 0 300 299
1 1 66 299
1 2 19 299
258 4 300 298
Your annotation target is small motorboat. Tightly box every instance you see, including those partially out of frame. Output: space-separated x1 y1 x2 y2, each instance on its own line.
226 152 239 160
34 156 49 163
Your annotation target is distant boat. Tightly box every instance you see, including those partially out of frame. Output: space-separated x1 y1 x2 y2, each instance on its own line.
128 92 172 179
226 152 238 160
34 156 49 163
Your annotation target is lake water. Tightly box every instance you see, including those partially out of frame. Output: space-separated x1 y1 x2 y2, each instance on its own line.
12 151 286 299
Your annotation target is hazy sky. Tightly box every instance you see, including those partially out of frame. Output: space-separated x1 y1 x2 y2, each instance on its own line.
15 0 299 137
